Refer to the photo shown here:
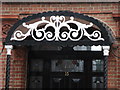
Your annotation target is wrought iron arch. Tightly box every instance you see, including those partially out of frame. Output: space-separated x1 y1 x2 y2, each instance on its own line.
4 11 115 89
5 11 115 46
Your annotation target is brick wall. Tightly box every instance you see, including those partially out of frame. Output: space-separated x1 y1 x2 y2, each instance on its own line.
10 46 28 88
2 3 119 14
1 2 120 89
0 47 6 89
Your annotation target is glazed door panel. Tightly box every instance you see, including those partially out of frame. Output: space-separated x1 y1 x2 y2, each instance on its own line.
50 76 83 88
28 59 85 89
28 51 106 89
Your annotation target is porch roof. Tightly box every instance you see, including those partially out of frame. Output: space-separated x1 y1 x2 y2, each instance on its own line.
5 11 115 46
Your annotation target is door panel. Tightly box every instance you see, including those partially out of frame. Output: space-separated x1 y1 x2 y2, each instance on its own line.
29 76 43 88
28 50 106 89
50 77 83 88
51 60 84 72
30 59 43 72
50 59 84 88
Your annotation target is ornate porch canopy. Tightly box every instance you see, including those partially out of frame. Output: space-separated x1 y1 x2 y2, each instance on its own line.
5 11 115 56
3 11 115 90
5 11 114 46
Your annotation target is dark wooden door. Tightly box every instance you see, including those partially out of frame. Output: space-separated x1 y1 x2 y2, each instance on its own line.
27 50 105 89
50 59 85 88
50 74 84 88
28 59 85 89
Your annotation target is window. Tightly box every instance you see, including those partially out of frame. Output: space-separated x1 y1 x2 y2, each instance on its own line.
92 59 105 89
92 77 104 88
92 60 104 72
30 59 43 72
29 76 43 88
51 60 84 72
28 50 106 89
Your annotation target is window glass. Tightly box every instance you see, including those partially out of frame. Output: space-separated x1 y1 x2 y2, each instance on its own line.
31 45 62 51
29 76 43 88
30 59 43 72
92 77 104 88
92 60 104 72
51 60 84 72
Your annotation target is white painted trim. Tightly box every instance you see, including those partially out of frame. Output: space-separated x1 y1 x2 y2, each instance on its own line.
11 16 104 42
102 46 110 56
91 45 102 51
5 45 13 55
73 45 110 56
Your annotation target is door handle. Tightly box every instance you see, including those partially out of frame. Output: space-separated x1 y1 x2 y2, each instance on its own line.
65 72 69 76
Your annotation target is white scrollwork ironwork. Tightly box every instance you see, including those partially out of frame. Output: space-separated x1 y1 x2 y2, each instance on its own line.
11 16 104 41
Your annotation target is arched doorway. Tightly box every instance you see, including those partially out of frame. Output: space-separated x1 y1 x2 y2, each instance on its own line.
5 11 114 89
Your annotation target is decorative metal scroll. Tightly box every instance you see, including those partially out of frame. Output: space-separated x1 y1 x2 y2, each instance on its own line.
11 16 104 41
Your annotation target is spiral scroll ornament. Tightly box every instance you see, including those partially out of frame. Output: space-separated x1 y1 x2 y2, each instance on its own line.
11 16 104 41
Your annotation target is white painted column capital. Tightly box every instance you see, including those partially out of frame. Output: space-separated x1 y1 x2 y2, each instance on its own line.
5 45 13 55
102 46 110 56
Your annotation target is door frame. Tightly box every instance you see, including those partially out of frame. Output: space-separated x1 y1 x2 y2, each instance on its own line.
27 47 106 89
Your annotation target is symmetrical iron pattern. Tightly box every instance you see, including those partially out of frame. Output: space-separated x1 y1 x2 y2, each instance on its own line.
5 11 114 46
11 16 104 42
4 11 114 89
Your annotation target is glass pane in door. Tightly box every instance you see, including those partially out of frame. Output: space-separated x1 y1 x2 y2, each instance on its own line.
50 77 82 88
71 78 81 88
29 76 43 88
51 60 84 72
92 59 104 72
92 77 104 88
30 59 43 72
50 78 62 88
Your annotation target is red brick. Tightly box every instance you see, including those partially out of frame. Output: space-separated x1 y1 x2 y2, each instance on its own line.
0 2 120 89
